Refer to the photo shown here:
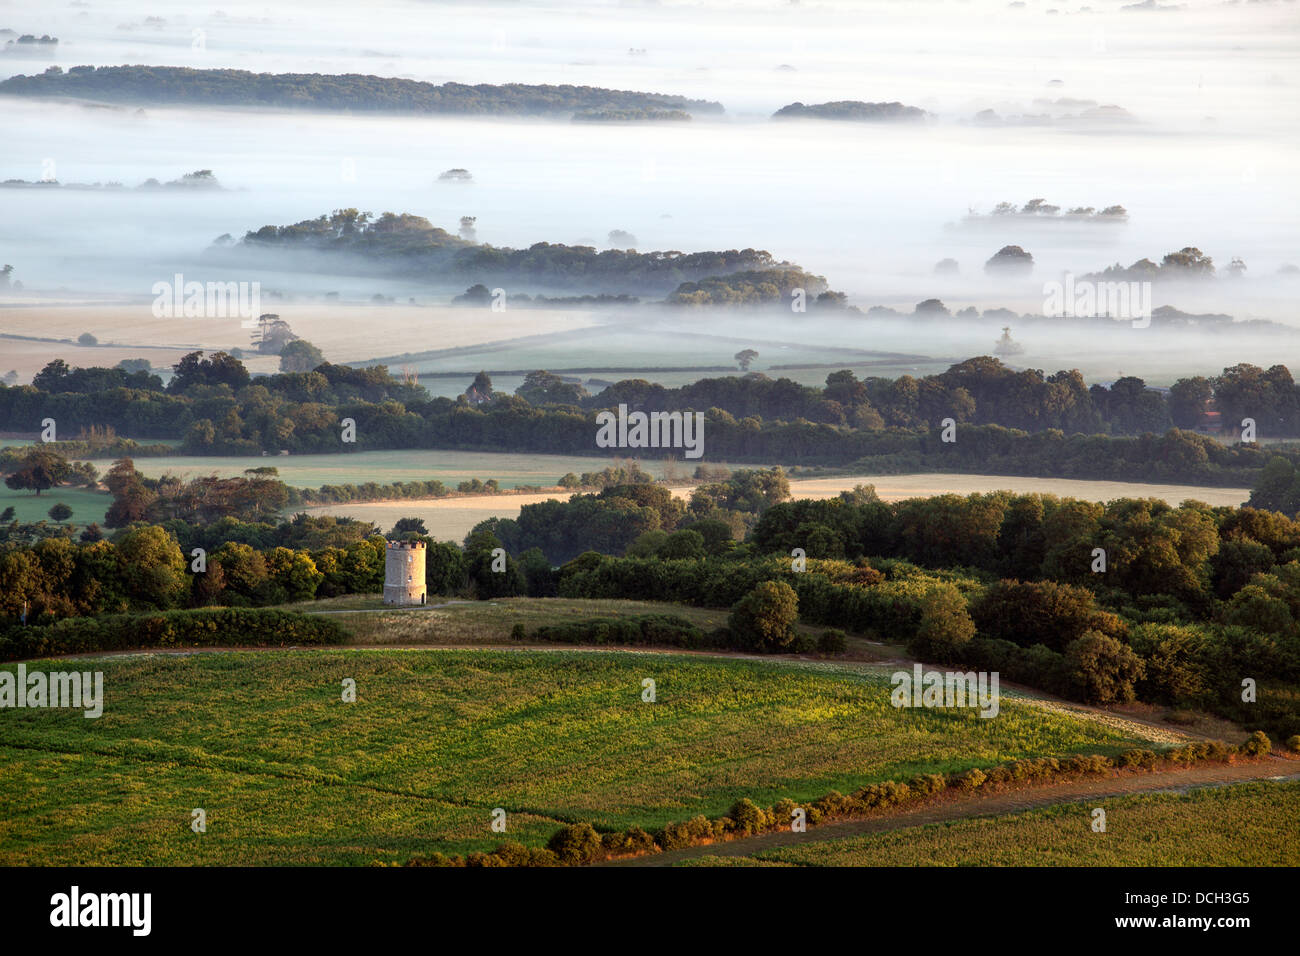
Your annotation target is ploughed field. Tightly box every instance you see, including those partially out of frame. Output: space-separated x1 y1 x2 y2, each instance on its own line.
0 648 1163 865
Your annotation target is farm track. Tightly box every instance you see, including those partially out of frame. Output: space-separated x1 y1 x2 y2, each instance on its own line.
604 758 1300 866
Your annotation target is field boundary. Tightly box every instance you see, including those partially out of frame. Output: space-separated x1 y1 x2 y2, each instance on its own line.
605 759 1300 866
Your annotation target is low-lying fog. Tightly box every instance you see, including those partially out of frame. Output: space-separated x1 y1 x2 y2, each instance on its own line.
2 0 1297 349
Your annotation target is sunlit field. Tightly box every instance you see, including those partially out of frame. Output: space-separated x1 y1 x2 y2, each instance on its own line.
0 648 1162 865
680 781 1300 867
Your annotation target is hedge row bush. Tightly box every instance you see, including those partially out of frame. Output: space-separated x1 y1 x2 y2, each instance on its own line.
525 611 848 657
557 554 938 641
0 607 348 661
531 613 712 649
404 735 1265 867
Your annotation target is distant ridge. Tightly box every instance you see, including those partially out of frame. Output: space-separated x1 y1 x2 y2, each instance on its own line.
0 64 725 116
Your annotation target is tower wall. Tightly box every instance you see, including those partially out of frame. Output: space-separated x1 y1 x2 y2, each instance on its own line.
383 540 428 606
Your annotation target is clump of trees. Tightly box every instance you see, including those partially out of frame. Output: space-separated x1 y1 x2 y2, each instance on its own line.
984 245 1034 275
230 207 789 294
666 268 830 306
1084 247 1216 282
772 101 927 122
2 447 73 496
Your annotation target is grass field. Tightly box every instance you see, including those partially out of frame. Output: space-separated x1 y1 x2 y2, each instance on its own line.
679 781 1300 867
0 484 109 526
123 449 690 490
0 647 1162 865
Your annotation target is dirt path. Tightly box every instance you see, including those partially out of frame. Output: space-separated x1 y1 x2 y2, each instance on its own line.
606 757 1300 866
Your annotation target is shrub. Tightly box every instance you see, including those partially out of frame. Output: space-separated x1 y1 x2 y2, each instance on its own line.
526 847 559 866
656 821 694 851
728 580 800 652
406 852 457 867
531 614 703 649
728 798 770 835
510 622 526 641
656 815 714 850
1240 730 1272 756
984 765 1013 785
907 583 975 664
1064 630 1146 704
601 827 655 856
1287 734 1300 753
954 768 987 791
908 772 946 796
877 780 910 806
546 823 604 865
0 607 347 662
811 790 853 818
818 628 848 655
1117 749 1158 770
488 842 531 866
972 579 1125 653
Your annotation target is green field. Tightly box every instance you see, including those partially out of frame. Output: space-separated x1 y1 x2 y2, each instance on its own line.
679 781 1300 867
0 484 110 526
391 320 945 397
119 449 694 490
0 647 1157 865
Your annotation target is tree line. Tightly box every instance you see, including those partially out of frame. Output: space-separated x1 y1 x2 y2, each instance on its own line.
5 355 1300 493
229 208 784 294
1 66 723 116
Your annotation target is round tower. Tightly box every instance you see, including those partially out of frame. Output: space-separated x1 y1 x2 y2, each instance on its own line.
383 540 427 606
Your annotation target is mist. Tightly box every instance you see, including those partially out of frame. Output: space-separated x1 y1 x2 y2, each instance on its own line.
2 0 1298 383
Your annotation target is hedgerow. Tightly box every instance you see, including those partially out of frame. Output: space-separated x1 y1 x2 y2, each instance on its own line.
0 607 348 661
403 735 1267 867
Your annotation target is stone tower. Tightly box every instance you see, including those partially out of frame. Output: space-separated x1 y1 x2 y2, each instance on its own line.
383 540 427 606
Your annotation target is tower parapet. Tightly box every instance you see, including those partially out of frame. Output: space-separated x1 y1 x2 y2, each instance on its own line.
383 540 427 606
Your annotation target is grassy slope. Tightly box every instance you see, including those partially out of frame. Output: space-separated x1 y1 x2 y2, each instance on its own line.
0 648 1155 865
0 484 109 526
679 781 1300 867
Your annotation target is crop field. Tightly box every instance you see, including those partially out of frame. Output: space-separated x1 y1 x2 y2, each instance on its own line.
0 648 1163 865
679 780 1300 867
0 302 601 380
784 474 1252 509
